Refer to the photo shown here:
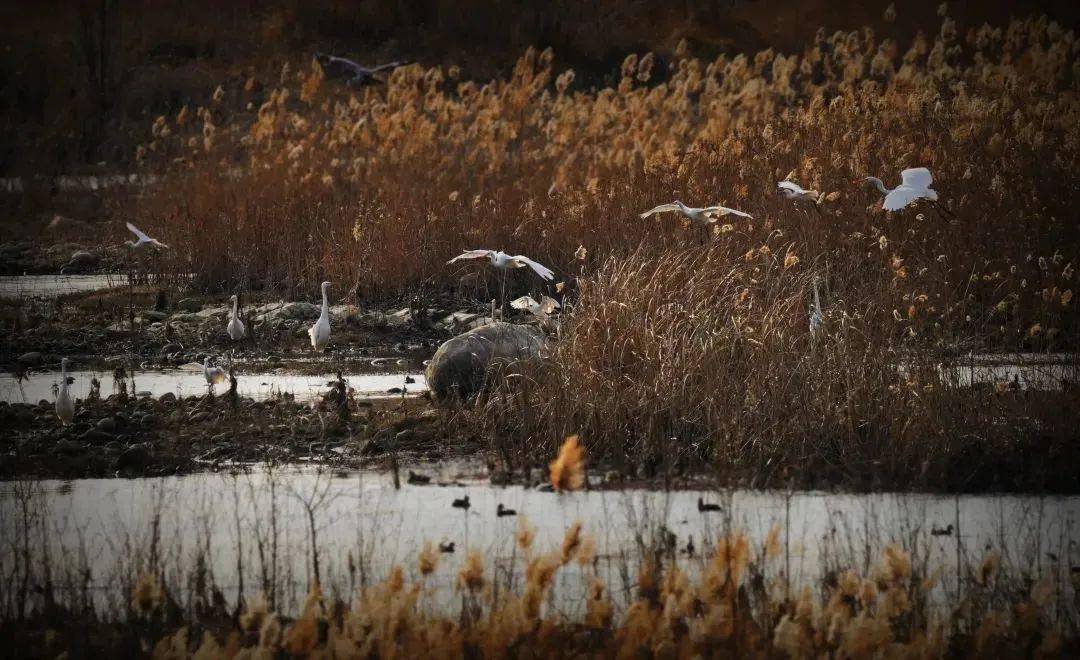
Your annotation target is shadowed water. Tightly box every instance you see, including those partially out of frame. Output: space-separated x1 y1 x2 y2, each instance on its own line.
1 468 1076 617
0 274 126 299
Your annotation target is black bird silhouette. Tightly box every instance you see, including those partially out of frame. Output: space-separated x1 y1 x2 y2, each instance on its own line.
452 495 470 510
496 503 516 517
931 524 954 536
439 541 455 553
407 470 431 485
314 53 414 87
697 497 722 512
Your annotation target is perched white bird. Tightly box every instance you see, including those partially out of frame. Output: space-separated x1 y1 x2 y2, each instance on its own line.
55 358 75 425
124 222 169 250
203 357 227 390
856 167 938 211
777 181 820 202
308 281 332 351
448 250 555 281
226 294 246 341
510 295 560 318
809 277 824 337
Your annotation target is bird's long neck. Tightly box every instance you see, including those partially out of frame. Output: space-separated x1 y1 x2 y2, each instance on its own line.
320 286 329 318
812 280 822 312
868 177 888 194
231 297 238 318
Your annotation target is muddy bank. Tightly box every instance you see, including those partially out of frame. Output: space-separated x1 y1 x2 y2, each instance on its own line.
0 387 456 480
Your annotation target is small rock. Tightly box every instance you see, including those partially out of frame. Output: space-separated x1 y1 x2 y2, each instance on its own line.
59 249 99 274
160 343 182 355
115 444 152 470
141 310 168 322
175 298 203 312
158 392 177 405
79 429 117 445
95 417 118 433
54 440 85 455
188 411 211 423
139 413 161 427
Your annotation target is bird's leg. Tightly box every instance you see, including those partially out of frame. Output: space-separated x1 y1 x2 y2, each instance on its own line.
499 269 507 320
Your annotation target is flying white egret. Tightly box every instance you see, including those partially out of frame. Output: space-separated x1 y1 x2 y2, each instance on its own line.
640 200 752 243
55 358 74 425
510 294 560 318
226 294 246 341
314 53 414 87
308 281 332 351
124 222 169 250
855 167 938 211
778 181 823 217
809 277 824 337
203 357 227 392
449 250 555 313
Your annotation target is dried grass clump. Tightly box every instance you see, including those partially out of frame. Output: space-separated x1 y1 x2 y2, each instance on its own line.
481 245 1079 491
134 529 1071 658
549 436 585 492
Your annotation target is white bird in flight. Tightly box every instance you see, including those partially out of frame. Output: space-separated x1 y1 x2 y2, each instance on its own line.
809 277 824 337
640 200 753 224
510 294 560 318
856 167 938 211
55 358 75 425
449 250 555 313
777 181 820 202
308 281 332 352
448 250 555 280
640 200 752 243
125 222 169 250
203 357 227 391
227 294 245 341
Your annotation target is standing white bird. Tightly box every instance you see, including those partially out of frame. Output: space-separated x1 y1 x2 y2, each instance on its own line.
308 281 332 352
640 200 752 243
510 295 560 318
856 167 938 211
55 358 75 425
448 250 555 313
124 222 169 250
809 277 824 337
226 294 246 341
203 357 227 392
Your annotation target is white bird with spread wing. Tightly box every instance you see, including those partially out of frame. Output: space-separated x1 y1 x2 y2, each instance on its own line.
226 294 245 341
449 250 555 312
856 167 939 211
510 294 560 318
640 200 752 243
308 281 332 352
777 181 820 202
203 357 227 393
124 222 169 250
55 358 75 425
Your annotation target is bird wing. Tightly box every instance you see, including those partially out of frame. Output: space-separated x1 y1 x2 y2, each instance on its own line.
370 59 414 73
538 295 561 314
126 222 151 241
703 205 753 219
777 181 804 194
899 167 933 190
882 187 923 211
150 239 170 249
510 295 538 310
639 203 680 219
325 55 365 77
510 255 555 280
447 249 494 264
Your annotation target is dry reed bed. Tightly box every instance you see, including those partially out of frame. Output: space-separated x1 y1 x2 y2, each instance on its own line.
474 247 1079 492
128 12 1078 353
15 527 1078 658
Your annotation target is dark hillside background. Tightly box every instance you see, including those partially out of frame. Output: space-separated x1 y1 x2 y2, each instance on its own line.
1 0 1076 175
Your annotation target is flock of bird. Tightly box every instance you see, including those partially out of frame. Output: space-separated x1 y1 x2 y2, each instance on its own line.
54 167 938 422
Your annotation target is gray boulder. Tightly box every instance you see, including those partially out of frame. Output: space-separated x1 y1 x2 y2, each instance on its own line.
425 322 547 403
60 250 99 274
